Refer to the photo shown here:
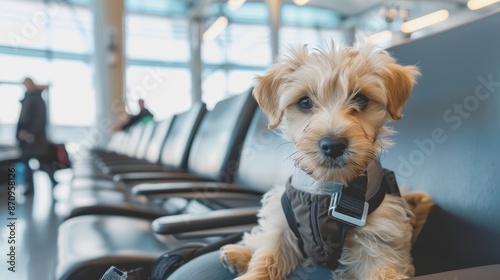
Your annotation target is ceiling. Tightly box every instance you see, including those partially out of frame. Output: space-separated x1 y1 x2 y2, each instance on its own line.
203 0 471 17
287 0 383 16
56 0 500 32
288 0 469 16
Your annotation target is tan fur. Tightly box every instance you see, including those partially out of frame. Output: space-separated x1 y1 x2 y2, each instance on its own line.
403 192 434 244
255 46 310 129
221 43 432 279
382 63 421 120
221 245 253 274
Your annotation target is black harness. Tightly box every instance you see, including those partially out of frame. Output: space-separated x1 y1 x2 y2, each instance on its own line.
281 161 401 270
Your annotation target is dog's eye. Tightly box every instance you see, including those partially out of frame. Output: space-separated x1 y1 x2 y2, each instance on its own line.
297 97 314 112
352 93 369 110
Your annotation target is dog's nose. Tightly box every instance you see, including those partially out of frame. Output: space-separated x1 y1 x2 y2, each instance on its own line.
319 137 348 159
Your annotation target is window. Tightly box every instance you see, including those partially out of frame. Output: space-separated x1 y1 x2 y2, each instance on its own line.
0 0 95 130
0 54 95 127
202 23 271 67
0 84 24 125
202 69 263 109
201 21 270 107
126 15 189 62
0 1 92 54
0 54 51 84
125 14 191 118
49 59 94 126
126 66 191 119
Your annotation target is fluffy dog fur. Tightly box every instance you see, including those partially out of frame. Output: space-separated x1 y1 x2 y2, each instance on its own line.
220 43 432 280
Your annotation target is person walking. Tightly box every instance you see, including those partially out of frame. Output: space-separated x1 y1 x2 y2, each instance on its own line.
16 77 56 194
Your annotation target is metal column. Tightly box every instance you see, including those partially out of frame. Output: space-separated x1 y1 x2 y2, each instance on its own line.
91 0 126 146
189 17 203 104
266 0 282 62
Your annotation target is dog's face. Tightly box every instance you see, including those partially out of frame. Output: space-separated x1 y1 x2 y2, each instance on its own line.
254 44 419 183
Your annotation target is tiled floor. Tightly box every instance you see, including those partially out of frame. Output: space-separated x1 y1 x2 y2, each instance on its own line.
0 170 67 280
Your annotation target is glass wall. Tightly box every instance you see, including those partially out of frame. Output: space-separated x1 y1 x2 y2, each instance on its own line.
0 0 94 144
201 22 270 108
125 66 192 119
125 14 191 118
0 0 349 144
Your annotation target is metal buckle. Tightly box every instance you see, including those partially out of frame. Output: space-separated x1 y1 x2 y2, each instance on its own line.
329 191 368 227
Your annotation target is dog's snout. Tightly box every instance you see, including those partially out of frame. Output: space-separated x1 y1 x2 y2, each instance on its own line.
319 137 347 159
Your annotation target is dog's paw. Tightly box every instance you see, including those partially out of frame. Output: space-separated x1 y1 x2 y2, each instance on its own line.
403 192 433 209
403 192 434 243
220 244 252 275
373 266 411 280
234 275 261 280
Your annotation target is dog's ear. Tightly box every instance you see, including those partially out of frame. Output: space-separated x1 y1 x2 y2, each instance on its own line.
383 63 420 120
254 46 308 129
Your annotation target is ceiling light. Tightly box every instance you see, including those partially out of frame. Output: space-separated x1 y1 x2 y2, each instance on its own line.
366 30 393 44
227 0 246 11
203 16 228 41
467 0 500 10
401 9 449 33
293 0 310 6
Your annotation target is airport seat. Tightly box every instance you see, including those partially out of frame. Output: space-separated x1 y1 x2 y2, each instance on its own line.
71 103 199 178
67 102 206 184
110 116 176 167
97 121 147 160
84 125 131 156
93 120 158 167
73 121 160 176
57 91 258 219
55 109 294 280
93 103 202 169
99 101 207 176
381 11 500 278
70 122 153 177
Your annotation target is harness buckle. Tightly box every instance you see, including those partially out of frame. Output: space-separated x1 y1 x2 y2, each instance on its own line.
329 190 368 227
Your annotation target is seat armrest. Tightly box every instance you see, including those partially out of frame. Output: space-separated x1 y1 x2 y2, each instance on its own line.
103 165 166 174
152 207 259 234
97 160 145 168
410 264 500 280
113 172 208 183
0 150 21 165
131 182 263 198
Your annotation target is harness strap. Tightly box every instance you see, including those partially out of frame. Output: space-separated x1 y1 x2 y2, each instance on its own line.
281 191 307 258
281 168 402 270
332 169 401 224
282 186 353 269
336 173 368 220
367 169 400 213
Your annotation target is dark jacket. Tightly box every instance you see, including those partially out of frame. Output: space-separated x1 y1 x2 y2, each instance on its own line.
16 89 49 157
122 108 153 130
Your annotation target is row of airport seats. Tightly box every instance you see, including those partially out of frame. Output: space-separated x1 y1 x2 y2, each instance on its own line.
55 89 297 279
56 91 274 220
54 38 500 279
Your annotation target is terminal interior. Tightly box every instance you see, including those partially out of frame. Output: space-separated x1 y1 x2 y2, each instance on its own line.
0 0 500 279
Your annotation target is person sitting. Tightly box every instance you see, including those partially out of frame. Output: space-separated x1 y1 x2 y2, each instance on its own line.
116 99 154 131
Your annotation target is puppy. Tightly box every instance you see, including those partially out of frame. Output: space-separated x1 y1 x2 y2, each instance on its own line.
221 43 432 280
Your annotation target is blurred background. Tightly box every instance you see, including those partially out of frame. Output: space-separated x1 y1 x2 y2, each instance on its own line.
1 0 498 149
1 1 500 280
